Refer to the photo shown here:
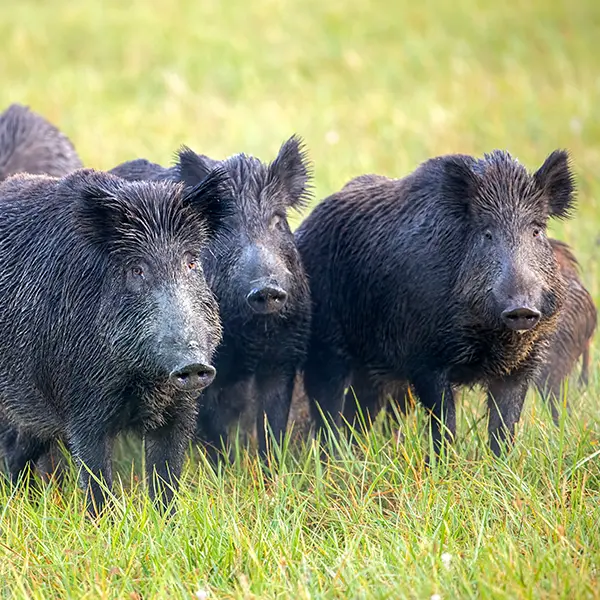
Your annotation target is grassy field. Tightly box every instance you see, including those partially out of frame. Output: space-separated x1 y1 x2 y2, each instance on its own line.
1 0 600 597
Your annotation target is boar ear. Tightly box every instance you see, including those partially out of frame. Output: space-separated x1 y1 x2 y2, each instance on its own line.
180 166 234 241
175 146 218 189
268 134 313 211
533 150 576 220
71 170 129 248
441 155 480 207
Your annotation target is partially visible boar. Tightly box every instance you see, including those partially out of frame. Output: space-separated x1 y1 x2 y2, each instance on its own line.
296 150 576 456
0 168 230 515
535 239 596 423
0 104 82 474
111 136 312 461
0 103 82 180
0 103 83 482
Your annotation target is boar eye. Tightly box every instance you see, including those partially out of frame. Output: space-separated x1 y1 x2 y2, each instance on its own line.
484 230 493 241
270 215 286 231
532 227 541 238
184 253 199 271
131 266 145 278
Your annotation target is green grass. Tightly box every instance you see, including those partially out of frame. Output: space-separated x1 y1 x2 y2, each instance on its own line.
1 0 599 597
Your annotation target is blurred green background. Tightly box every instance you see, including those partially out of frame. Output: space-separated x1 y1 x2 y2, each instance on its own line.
1 1 599 597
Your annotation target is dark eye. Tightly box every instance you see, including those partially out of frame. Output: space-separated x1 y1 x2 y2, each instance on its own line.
484 230 493 240
270 215 286 231
131 266 144 278
532 228 541 238
185 253 199 271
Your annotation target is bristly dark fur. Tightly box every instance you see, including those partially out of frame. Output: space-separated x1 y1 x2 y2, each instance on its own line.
0 103 83 180
296 149 576 457
265 134 313 212
110 137 313 461
75 167 232 253
439 150 575 225
534 239 597 423
175 135 313 213
533 150 577 220
0 168 231 515
175 147 218 187
342 237 597 429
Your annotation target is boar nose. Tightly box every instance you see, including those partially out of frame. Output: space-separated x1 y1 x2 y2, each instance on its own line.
169 362 216 391
246 285 288 314
501 306 541 331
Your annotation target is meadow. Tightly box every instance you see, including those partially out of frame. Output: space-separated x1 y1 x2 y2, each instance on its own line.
0 0 599 597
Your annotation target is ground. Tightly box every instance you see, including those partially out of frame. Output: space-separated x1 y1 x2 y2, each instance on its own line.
0 0 599 598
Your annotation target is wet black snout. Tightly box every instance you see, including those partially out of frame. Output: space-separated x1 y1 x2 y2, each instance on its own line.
245 285 288 314
501 306 541 331
169 363 216 391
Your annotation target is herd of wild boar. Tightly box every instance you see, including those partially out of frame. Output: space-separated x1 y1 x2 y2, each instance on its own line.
0 103 596 516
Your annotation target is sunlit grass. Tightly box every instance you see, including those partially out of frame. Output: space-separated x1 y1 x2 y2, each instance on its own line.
1 389 599 598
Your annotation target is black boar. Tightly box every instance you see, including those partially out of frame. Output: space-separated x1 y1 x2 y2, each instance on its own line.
0 103 82 180
111 136 312 461
343 239 597 430
0 168 230 514
295 150 575 456
535 239 596 423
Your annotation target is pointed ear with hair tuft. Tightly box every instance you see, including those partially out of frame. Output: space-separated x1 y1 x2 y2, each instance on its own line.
181 167 234 241
175 146 218 189
268 134 313 211
72 171 130 249
533 150 576 220
441 155 480 209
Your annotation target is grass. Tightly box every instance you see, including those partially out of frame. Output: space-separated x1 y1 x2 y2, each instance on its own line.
0 0 599 597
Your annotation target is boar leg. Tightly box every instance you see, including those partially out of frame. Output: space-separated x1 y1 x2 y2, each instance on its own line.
411 373 455 457
344 371 379 428
255 370 295 459
579 341 591 388
343 370 394 428
194 417 226 465
487 374 529 456
195 380 252 465
35 441 69 485
344 372 411 425
145 414 194 514
69 430 114 517
303 351 352 435
538 377 568 426
2 429 49 485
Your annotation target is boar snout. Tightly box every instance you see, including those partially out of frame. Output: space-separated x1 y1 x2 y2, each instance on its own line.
240 244 291 314
169 362 216 391
494 251 545 332
245 282 288 314
501 303 541 331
